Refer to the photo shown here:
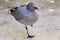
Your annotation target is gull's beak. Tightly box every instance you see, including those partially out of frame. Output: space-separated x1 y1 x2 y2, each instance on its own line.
34 7 38 10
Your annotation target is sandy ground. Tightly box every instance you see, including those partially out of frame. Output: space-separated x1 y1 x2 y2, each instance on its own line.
0 0 60 40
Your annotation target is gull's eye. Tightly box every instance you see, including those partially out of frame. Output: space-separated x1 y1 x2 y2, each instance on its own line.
34 7 38 10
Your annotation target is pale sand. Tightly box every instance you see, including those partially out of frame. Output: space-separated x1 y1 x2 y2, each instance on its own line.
0 0 60 40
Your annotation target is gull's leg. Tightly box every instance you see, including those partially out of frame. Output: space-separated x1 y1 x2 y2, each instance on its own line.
25 26 34 38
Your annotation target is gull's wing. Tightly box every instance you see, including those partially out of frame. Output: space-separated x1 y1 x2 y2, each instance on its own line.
10 7 24 21
20 4 27 7
10 4 27 21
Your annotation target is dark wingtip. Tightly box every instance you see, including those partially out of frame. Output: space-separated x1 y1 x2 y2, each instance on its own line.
10 9 14 13
10 7 18 13
13 7 18 10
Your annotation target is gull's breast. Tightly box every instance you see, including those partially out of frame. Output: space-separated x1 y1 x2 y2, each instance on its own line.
22 12 39 25
18 7 39 25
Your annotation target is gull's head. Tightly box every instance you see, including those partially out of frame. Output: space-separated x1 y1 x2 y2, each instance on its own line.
27 2 38 11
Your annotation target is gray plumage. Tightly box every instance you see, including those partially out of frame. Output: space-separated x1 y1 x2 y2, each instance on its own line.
10 2 39 38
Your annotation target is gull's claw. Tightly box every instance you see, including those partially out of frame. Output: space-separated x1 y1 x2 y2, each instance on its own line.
27 35 34 38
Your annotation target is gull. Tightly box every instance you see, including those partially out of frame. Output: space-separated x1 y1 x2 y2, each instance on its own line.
10 2 39 38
